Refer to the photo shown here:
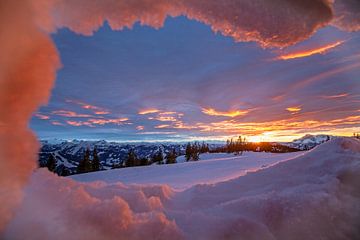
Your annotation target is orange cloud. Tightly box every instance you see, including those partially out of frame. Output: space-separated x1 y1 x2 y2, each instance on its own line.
202 108 249 117
138 109 160 115
65 118 129 127
88 118 129 125
66 99 110 114
52 110 92 118
155 124 170 129
277 40 345 60
286 106 302 113
94 111 110 115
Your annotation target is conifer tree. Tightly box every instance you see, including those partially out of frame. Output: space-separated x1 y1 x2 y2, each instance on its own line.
77 148 92 173
165 149 177 164
185 143 192 161
125 149 137 167
140 157 149 166
92 148 101 171
152 149 163 164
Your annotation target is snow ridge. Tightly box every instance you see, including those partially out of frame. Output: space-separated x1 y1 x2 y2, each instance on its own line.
4 137 360 240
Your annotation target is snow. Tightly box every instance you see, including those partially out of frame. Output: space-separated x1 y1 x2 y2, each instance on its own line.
72 151 304 189
3 137 360 240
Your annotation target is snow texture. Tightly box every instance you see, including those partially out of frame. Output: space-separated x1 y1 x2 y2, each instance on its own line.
72 151 304 190
3 137 360 240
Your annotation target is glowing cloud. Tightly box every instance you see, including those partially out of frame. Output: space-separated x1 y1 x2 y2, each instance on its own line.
51 110 92 118
155 124 171 129
66 99 110 114
286 106 302 113
138 109 160 115
322 93 349 99
34 113 50 120
277 40 345 60
202 108 249 117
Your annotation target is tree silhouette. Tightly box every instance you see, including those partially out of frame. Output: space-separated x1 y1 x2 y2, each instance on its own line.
152 149 163 164
125 149 137 167
92 148 101 171
77 148 92 173
165 149 177 164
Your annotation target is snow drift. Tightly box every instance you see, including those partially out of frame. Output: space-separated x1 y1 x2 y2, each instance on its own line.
4 137 360 240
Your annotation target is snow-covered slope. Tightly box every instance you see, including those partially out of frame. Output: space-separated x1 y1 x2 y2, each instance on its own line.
4 137 360 240
287 134 332 150
71 151 304 189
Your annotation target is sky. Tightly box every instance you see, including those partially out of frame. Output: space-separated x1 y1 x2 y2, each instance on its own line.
30 16 360 142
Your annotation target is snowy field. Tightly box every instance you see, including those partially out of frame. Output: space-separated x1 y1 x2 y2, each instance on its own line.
71 151 305 189
4 138 360 240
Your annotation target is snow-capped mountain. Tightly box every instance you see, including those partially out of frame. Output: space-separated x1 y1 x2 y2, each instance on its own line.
287 134 332 150
39 140 221 174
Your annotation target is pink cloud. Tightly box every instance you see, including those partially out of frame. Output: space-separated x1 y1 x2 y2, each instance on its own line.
34 113 50 120
52 110 93 118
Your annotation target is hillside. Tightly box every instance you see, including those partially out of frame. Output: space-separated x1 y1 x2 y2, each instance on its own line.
5 137 360 240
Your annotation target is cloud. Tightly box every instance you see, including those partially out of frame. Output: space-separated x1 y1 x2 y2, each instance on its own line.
276 40 345 60
66 99 110 115
286 106 302 114
322 93 349 99
34 113 50 120
50 120 64 126
202 108 249 117
138 109 161 115
52 110 92 118
136 125 145 131
155 124 171 129
65 118 129 127
332 0 360 31
32 0 341 48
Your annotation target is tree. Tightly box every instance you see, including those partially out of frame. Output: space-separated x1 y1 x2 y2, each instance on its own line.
46 154 57 172
235 136 245 155
191 146 200 161
185 143 192 161
152 149 163 164
77 148 92 173
125 149 137 167
165 149 177 164
200 141 209 153
140 157 149 166
92 148 101 171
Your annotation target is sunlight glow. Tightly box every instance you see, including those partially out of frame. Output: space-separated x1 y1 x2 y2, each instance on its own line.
202 108 249 117
138 109 160 115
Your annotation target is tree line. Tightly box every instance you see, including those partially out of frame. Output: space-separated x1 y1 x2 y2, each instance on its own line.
212 136 299 153
77 148 101 174
112 148 178 169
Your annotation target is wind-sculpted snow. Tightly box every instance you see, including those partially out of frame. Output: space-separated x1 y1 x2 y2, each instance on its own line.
4 138 360 240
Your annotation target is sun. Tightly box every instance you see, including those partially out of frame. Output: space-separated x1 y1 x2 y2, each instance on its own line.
247 135 263 143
